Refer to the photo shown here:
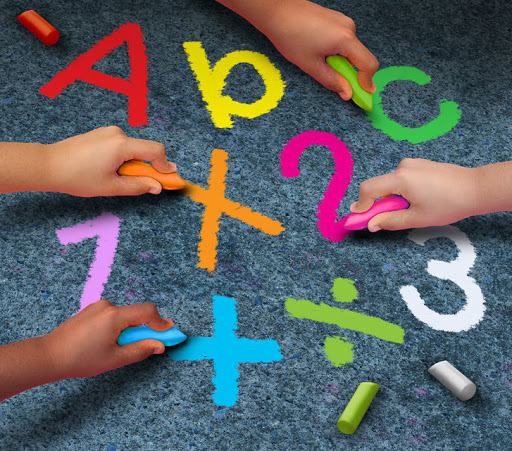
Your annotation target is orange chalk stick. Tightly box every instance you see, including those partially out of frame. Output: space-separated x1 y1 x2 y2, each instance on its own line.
118 160 186 190
17 10 60 46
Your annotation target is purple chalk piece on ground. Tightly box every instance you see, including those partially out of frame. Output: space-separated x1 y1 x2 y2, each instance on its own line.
341 195 410 233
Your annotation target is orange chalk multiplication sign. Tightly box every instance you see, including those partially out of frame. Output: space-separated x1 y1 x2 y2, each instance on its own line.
17 10 60 46
184 149 285 272
39 23 149 127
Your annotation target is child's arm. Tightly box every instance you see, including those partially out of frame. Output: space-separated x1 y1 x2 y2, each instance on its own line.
350 158 512 231
0 300 173 402
216 0 378 100
0 126 176 197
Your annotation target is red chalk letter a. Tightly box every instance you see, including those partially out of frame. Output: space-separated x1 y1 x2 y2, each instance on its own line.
39 23 148 127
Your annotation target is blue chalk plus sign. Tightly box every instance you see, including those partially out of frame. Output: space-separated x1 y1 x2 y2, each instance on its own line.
167 295 282 407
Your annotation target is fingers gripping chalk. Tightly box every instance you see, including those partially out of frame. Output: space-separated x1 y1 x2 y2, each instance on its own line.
17 10 60 46
337 382 380 434
117 325 187 347
428 360 476 401
118 160 186 190
339 195 410 235
326 55 373 111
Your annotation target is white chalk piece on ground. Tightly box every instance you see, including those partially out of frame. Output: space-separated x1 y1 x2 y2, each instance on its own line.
428 360 477 401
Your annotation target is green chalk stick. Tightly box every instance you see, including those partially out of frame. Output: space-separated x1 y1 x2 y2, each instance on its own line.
326 55 373 111
337 382 380 434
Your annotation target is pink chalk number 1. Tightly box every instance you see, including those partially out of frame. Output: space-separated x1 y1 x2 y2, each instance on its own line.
56 212 121 312
281 131 354 241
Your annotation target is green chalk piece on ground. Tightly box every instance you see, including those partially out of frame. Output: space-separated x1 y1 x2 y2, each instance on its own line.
326 55 373 111
337 382 380 434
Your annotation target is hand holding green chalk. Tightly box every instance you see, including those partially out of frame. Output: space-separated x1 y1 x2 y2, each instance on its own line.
326 55 373 111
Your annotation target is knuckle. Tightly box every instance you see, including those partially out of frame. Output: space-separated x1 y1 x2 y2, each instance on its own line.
92 299 114 310
398 158 415 168
358 179 371 195
154 141 166 157
344 17 357 33
367 58 379 73
105 125 123 134
142 303 159 317
339 28 356 42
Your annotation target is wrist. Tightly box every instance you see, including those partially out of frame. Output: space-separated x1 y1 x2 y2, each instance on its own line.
38 333 66 382
43 142 68 193
26 143 61 192
472 163 512 215
0 336 63 401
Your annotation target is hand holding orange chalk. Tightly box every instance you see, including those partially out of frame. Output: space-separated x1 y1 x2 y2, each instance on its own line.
118 160 186 190
17 10 60 46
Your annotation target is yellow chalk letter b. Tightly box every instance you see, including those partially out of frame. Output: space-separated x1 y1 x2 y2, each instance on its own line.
183 42 285 128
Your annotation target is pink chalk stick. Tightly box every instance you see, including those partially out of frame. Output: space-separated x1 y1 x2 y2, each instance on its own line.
342 195 410 231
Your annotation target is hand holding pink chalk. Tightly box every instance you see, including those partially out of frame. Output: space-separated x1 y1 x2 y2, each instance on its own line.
350 158 505 230
341 195 410 232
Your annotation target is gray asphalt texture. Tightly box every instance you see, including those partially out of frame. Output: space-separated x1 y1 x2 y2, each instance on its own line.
0 0 511 449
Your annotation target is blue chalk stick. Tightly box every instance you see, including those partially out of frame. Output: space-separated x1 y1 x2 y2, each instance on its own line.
117 325 187 347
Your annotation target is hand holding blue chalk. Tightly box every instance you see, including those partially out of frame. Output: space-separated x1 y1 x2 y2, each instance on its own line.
326 55 373 111
117 325 187 347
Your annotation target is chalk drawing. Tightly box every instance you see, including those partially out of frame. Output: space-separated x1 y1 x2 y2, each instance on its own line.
56 212 120 312
168 295 282 406
183 41 285 128
324 336 354 368
184 148 284 272
286 278 404 366
400 225 486 332
40 23 149 127
331 276 358 303
367 66 461 143
280 131 354 241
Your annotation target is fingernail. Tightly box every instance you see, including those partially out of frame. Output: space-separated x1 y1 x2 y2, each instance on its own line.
339 92 350 101
350 202 358 211
167 161 176 171
153 347 165 355
149 185 160 195
370 225 381 233
164 318 174 326
371 81 377 92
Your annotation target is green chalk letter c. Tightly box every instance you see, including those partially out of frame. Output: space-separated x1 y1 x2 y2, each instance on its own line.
367 66 461 144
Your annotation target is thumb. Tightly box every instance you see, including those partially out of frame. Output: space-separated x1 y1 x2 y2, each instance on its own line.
117 339 166 366
317 62 353 100
115 175 163 196
367 209 413 232
350 198 374 213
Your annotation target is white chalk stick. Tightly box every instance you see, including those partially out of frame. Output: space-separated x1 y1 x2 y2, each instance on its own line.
428 360 476 401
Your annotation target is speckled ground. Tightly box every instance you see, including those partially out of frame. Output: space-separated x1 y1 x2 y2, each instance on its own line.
0 0 511 449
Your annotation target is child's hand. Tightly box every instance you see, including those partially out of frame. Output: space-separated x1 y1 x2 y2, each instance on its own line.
350 158 478 231
267 0 378 100
42 299 174 379
47 126 176 197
